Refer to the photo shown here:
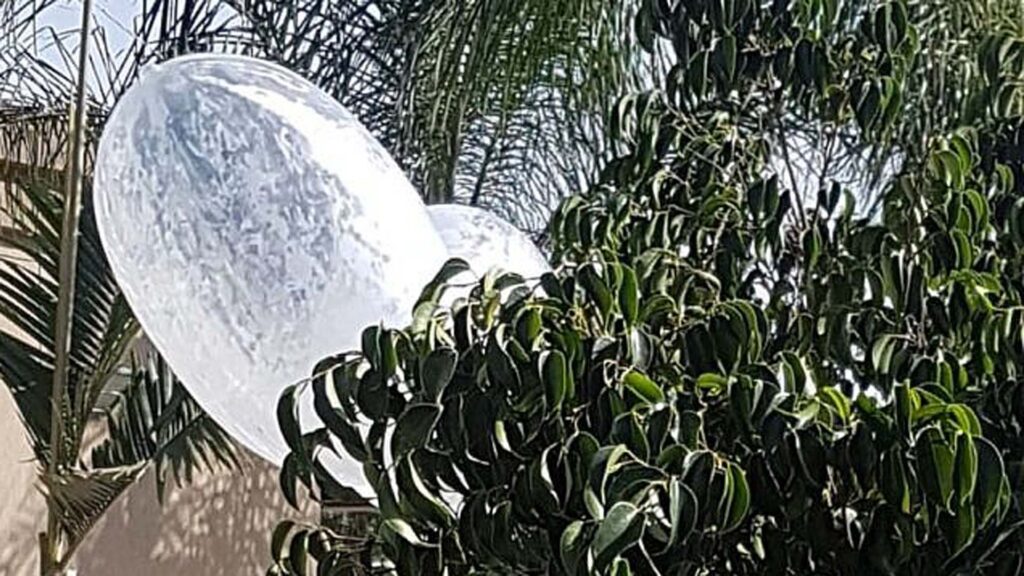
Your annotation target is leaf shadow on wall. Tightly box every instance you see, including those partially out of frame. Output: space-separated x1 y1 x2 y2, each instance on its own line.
73 450 317 576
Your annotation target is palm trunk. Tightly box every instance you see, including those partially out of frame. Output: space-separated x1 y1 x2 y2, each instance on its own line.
41 0 93 573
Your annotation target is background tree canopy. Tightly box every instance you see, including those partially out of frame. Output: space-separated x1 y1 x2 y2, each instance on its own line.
271 0 1024 574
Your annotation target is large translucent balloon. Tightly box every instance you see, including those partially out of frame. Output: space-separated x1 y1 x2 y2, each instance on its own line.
427 204 551 282
94 54 447 495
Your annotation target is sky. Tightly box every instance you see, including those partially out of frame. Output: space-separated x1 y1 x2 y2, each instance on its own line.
30 0 137 75
39 0 135 46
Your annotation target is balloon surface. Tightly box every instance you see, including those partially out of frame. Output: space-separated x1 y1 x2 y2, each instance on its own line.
427 204 551 282
94 54 447 495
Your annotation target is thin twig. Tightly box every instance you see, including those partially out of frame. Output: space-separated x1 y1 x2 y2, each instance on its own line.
775 117 807 229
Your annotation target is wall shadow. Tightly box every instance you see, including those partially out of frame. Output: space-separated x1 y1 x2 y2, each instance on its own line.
74 452 316 576
0 386 317 575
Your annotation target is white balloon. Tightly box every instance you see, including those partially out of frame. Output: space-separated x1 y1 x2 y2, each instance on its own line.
427 204 551 283
94 54 448 496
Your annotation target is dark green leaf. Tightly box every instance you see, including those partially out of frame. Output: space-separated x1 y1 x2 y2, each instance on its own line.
421 347 458 401
392 404 442 459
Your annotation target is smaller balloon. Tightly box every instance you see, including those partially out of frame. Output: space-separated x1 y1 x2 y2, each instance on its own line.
427 204 551 284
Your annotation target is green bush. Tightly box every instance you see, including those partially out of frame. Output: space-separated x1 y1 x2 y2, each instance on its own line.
270 0 1024 574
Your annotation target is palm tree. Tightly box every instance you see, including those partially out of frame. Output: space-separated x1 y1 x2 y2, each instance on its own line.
2 150 245 574
2 3 239 573
1 0 654 572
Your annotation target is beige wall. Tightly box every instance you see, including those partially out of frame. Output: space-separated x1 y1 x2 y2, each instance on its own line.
0 386 316 576
0 386 45 576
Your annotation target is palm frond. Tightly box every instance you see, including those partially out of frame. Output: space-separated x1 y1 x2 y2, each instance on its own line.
0 167 242 488
0 177 134 465
91 353 242 503
233 0 655 232
38 465 143 548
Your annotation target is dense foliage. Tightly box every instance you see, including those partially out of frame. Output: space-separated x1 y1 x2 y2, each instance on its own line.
271 0 1024 574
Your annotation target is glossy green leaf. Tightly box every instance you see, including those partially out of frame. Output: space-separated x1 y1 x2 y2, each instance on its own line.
696 373 729 395
287 529 309 575
541 350 571 411
916 427 956 509
591 502 643 571
954 432 978 505
271 520 296 563
665 478 698 551
619 265 640 326
623 370 664 404
871 335 898 375
974 437 1006 527
721 462 750 532
382 518 434 548
560 520 588 575
277 384 304 458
